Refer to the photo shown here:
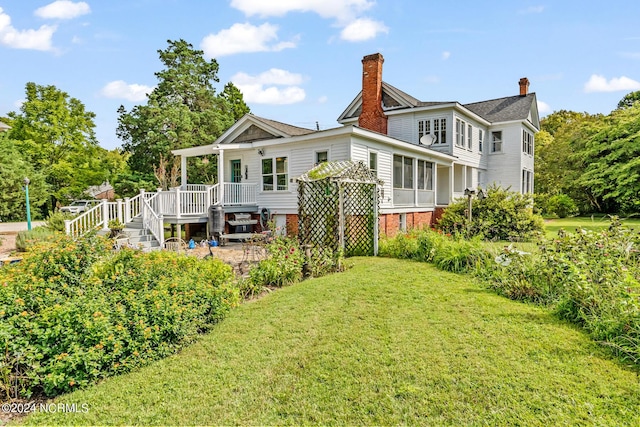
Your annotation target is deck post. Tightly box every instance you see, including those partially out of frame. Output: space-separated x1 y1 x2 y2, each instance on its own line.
174 186 181 218
124 197 131 223
217 149 224 205
117 199 124 223
180 155 187 189
101 199 109 231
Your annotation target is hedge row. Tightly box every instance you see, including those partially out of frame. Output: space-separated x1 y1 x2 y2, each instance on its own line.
0 234 238 398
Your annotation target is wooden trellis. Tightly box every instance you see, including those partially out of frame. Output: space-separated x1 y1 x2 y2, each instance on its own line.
297 161 383 256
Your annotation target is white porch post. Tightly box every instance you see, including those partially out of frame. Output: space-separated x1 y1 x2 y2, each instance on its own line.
174 186 181 218
433 163 438 206
101 199 109 231
449 164 455 203
180 155 187 189
116 199 124 223
124 197 131 223
217 148 225 205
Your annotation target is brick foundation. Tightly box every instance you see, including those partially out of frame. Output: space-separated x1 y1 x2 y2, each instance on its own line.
285 214 299 236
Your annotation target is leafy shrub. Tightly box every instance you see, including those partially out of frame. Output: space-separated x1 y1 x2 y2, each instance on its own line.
432 237 490 274
0 235 238 398
380 228 490 273
535 193 579 218
437 185 544 242
249 237 304 287
45 211 75 232
547 194 579 218
248 238 345 288
15 226 57 251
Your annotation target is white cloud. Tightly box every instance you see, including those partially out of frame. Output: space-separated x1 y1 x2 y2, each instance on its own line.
0 8 56 51
232 69 306 105
14 99 25 109
35 1 90 20
318 95 328 104
584 74 640 93
201 22 297 57
231 0 386 43
340 18 388 42
518 5 545 14
620 52 640 60
537 100 551 114
101 80 153 102
230 0 373 21
441 51 451 60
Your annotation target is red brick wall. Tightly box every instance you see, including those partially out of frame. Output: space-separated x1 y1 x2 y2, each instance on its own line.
285 214 299 236
358 53 388 135
379 212 434 237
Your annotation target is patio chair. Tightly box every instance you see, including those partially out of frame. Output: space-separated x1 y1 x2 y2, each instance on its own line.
163 237 188 253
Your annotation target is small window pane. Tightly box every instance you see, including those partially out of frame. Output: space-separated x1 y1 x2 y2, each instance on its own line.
403 157 413 189
276 157 287 173
277 174 287 191
418 160 425 189
316 151 328 163
262 159 272 174
263 175 273 191
393 155 402 188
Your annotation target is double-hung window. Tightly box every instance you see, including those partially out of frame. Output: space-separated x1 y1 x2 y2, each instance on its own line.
467 124 472 150
262 157 288 191
491 131 503 153
418 118 447 144
522 130 534 155
478 129 484 152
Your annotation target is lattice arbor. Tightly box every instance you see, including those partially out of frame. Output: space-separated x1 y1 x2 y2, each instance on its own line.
297 161 383 256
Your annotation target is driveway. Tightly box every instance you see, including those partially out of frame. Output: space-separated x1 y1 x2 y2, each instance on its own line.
0 221 46 233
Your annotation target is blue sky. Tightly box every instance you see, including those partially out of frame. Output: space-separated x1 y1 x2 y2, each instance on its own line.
1 0 639 150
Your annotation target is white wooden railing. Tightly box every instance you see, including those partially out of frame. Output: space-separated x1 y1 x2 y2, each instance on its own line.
141 193 163 244
64 183 258 238
223 182 257 205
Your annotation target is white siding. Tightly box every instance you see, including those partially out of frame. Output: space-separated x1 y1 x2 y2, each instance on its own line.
388 115 414 144
485 123 523 191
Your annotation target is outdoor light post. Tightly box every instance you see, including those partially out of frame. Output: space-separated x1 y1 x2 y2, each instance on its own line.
23 177 32 231
464 188 475 223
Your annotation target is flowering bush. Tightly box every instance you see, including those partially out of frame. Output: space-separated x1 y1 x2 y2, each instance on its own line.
477 218 640 365
248 237 345 288
0 235 238 399
249 237 304 287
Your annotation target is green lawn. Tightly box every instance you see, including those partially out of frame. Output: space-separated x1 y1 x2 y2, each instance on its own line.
544 215 640 238
22 258 640 426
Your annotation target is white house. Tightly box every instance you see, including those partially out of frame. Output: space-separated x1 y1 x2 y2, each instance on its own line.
65 53 539 244
171 52 539 236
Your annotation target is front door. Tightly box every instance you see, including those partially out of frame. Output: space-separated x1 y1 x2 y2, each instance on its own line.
231 160 242 183
229 159 242 204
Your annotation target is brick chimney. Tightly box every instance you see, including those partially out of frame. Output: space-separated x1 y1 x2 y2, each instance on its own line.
519 77 530 96
358 53 388 134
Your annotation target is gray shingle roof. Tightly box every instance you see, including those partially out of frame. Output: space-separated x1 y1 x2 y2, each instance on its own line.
250 114 317 136
463 93 536 123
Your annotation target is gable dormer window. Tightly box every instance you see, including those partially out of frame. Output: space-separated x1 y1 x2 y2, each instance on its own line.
418 118 447 144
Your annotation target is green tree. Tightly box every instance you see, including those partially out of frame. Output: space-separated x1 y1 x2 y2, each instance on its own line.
0 133 49 221
117 39 249 184
577 103 640 213
617 90 640 110
6 82 101 208
536 110 604 213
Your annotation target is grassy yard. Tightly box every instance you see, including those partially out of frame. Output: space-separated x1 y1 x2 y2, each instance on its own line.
22 258 640 426
544 215 640 238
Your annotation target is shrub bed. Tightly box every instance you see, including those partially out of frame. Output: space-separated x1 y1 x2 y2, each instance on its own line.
247 237 344 292
0 234 238 399
477 218 640 365
379 228 491 274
